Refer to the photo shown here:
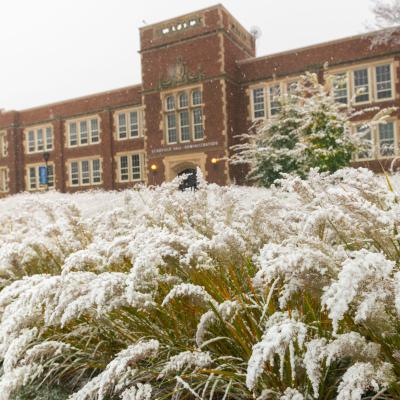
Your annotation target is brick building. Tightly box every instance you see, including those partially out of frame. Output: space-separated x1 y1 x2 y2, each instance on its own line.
0 4 399 196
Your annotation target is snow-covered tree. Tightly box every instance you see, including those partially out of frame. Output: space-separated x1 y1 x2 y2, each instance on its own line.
231 73 358 187
369 0 400 45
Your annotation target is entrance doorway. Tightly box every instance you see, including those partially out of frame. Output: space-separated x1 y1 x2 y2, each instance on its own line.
178 168 197 191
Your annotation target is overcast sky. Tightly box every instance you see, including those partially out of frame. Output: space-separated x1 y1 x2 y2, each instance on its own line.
1 0 376 110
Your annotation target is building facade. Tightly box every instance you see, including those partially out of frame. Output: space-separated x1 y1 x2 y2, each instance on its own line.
1 4 400 196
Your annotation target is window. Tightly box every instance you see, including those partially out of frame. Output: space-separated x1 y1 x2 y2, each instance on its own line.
179 110 190 141
69 159 102 186
332 73 349 104
0 168 8 192
375 64 392 100
118 153 143 182
25 126 53 154
355 125 373 160
193 108 204 140
251 82 288 120
0 131 7 158
179 92 189 108
269 84 281 116
164 88 204 144
192 89 202 106
166 96 175 111
116 109 142 140
353 68 370 103
252 88 265 119
80 121 88 145
68 117 100 147
27 164 54 191
167 113 177 143
91 119 100 143
69 123 78 146
378 122 396 157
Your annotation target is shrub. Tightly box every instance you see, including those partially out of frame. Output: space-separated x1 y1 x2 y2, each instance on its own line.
0 169 400 399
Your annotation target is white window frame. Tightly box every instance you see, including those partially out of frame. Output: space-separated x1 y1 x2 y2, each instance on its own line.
25 125 53 154
326 60 396 106
0 131 7 158
250 81 289 121
115 108 143 140
116 152 144 183
373 63 395 103
353 123 375 161
352 67 371 105
163 87 204 145
251 86 266 120
331 72 350 105
268 84 282 117
352 119 398 161
378 120 398 158
68 158 103 187
66 116 101 148
26 163 55 191
0 167 8 193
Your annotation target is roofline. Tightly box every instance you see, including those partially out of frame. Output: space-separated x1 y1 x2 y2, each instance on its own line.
15 84 142 113
238 26 400 65
139 3 234 31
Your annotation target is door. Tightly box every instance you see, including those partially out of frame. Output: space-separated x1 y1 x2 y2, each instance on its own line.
178 168 197 191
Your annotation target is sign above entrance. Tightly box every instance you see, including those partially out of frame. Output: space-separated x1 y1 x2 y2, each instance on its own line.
151 140 219 155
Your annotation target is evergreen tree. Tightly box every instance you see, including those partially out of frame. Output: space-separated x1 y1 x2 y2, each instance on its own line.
232 73 359 187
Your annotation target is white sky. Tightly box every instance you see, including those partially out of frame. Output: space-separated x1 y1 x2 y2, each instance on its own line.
0 0 376 110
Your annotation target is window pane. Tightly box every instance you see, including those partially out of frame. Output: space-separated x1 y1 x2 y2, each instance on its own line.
287 81 298 96
80 121 88 145
120 156 129 181
0 168 7 192
166 96 175 111
354 69 369 103
192 90 202 106
193 108 204 140
46 127 53 150
376 65 392 99
379 122 395 156
69 123 78 146
167 113 177 143
253 88 265 118
118 113 127 139
47 165 54 188
356 125 373 159
29 167 37 190
92 159 101 183
28 131 35 152
129 111 139 138
269 85 281 116
81 160 90 184
90 119 99 143
179 92 189 108
332 73 348 104
131 154 141 180
0 133 6 157
37 129 44 151
179 110 190 141
71 162 79 185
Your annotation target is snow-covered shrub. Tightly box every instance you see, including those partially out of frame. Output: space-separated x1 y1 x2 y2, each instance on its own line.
0 168 400 399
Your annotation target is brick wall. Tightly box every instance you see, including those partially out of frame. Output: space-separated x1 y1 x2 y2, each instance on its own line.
0 4 399 196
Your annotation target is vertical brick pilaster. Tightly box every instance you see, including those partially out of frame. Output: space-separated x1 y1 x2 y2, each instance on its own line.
53 118 65 192
99 110 114 190
7 126 19 194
